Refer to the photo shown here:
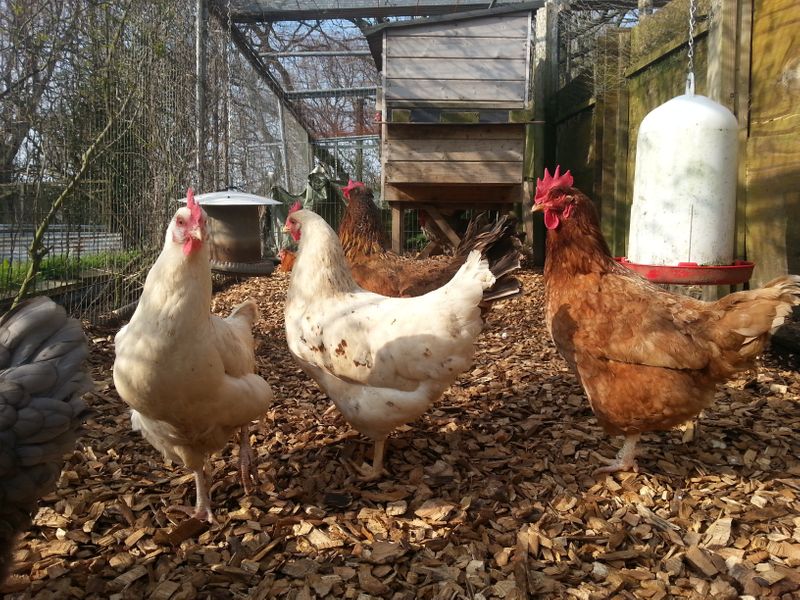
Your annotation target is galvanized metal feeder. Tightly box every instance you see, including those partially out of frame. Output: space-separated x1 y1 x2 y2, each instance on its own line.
182 190 281 276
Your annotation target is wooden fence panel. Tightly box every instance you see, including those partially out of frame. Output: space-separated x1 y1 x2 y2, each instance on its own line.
551 0 799 283
745 0 800 284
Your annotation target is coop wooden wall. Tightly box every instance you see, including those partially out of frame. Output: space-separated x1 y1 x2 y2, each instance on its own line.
382 124 525 205
382 14 531 109
552 0 800 286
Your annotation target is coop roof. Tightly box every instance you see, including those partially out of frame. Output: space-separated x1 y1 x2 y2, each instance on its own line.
364 2 544 70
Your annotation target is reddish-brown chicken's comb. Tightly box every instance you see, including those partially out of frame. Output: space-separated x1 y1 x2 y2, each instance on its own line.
534 166 573 203
342 179 365 200
186 187 203 224
288 201 302 214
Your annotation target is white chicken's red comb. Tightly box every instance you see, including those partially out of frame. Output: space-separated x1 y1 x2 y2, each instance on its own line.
288 201 302 215
186 187 202 223
535 166 574 203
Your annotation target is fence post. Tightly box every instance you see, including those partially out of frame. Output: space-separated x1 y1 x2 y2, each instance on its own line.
733 0 752 273
706 0 737 111
613 32 631 258
196 0 208 191
528 0 560 265
391 206 405 254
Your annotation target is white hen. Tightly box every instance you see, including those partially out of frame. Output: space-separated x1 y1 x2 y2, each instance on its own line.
113 189 273 522
284 208 496 479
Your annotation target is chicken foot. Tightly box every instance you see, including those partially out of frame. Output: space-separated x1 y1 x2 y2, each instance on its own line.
169 463 216 524
352 438 387 481
593 433 640 476
238 425 259 495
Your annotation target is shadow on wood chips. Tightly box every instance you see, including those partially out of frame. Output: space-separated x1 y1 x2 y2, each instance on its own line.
3 270 800 599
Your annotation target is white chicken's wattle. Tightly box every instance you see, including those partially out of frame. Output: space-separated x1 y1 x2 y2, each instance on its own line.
283 208 496 480
113 189 273 522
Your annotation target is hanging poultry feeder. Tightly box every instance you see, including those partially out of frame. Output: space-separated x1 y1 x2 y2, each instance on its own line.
619 75 751 286
181 190 281 276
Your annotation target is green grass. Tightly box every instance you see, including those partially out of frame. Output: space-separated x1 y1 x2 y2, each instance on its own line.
0 250 142 293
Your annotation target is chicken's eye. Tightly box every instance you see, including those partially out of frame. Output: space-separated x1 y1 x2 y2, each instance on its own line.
176 217 185 226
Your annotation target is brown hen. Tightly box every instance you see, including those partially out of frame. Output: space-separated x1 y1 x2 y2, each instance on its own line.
338 180 522 302
534 167 800 474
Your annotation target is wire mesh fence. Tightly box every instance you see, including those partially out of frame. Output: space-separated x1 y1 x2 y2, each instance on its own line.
0 2 430 321
0 1 355 321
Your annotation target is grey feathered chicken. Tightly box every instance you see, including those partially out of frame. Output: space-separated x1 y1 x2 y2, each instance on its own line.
0 297 91 582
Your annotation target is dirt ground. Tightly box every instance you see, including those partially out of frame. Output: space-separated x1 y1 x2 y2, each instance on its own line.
3 269 800 600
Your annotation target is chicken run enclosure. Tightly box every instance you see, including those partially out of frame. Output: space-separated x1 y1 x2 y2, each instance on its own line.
3 0 800 599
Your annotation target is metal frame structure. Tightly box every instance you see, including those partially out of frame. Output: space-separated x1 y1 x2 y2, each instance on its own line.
207 1 538 140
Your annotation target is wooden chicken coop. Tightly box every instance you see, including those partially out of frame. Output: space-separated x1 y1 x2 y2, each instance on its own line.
365 3 541 252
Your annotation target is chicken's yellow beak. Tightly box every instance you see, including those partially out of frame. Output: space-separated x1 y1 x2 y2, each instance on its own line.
282 224 290 233
190 227 204 241
531 203 545 213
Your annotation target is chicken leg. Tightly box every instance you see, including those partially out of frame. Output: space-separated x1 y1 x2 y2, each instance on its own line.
593 434 640 476
238 425 259 495
353 438 387 481
170 463 216 524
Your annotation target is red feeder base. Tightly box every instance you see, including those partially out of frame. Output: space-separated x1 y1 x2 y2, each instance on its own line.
615 258 754 285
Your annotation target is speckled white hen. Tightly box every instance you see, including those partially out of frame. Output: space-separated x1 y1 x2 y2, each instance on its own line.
283 208 495 480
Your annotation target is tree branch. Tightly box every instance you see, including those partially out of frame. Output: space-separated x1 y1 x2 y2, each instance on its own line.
12 83 137 307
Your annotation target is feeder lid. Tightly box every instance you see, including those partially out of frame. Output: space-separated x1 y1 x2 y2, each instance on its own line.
179 190 282 206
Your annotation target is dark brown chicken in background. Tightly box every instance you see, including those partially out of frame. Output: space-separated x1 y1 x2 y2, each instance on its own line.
534 166 800 474
338 180 522 302
0 297 91 582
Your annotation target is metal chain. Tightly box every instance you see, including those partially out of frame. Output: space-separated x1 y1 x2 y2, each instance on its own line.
686 0 697 94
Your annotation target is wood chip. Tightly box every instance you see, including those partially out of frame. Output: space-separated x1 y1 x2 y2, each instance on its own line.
685 546 719 577
414 499 455 522
702 517 732 548
10 270 800 599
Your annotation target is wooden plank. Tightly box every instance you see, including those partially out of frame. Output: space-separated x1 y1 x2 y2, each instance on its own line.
387 36 526 60
391 205 405 254
231 1 538 21
613 33 631 257
384 183 522 205
734 0 752 268
386 99 523 109
706 0 738 111
385 161 523 184
421 206 461 247
385 138 524 162
394 14 530 38
745 0 800 283
387 107 532 123
527 1 557 266
625 24 709 78
385 78 526 104
597 32 625 249
385 124 525 141
386 57 527 81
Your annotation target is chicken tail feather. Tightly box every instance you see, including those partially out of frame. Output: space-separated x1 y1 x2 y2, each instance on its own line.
227 299 260 328
454 213 522 305
711 274 800 371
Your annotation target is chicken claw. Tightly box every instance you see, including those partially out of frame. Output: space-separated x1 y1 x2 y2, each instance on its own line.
593 434 640 476
238 425 259 495
168 465 217 524
351 439 387 482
